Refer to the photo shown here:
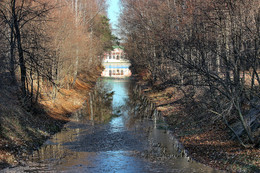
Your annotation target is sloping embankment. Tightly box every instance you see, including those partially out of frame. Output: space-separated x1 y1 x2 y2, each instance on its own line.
0 66 103 169
134 77 259 173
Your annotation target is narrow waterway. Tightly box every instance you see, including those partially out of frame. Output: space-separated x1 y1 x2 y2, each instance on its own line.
2 78 222 173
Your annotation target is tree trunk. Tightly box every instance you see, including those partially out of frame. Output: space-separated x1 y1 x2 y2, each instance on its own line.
72 0 79 87
10 18 16 85
35 69 40 103
12 0 27 98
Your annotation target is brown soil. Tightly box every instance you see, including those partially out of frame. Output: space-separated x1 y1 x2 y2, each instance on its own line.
0 66 102 169
136 78 260 173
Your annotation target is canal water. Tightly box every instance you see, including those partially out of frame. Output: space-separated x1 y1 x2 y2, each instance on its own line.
2 78 222 173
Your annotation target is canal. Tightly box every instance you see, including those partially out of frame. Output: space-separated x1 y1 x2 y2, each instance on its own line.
2 78 222 173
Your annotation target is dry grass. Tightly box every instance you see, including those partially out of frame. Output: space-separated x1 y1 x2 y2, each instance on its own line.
137 79 260 173
0 67 102 169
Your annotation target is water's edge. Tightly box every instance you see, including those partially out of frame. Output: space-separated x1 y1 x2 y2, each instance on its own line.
2 78 222 173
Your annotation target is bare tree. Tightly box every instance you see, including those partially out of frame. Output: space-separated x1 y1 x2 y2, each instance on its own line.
120 0 260 147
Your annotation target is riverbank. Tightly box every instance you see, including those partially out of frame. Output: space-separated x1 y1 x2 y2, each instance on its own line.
135 77 260 173
0 66 103 170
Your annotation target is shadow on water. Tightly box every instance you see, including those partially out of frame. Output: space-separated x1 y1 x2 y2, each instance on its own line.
2 78 224 173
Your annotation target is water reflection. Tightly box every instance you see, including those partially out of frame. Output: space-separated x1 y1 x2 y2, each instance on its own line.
103 78 131 133
3 78 223 173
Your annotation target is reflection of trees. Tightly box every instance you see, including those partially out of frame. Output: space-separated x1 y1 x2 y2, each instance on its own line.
88 80 114 123
124 85 156 127
30 79 115 165
30 125 93 168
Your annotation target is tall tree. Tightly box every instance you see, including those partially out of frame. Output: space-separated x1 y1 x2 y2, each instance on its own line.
119 0 260 147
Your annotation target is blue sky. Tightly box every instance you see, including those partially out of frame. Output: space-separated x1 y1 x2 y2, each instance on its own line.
107 0 120 33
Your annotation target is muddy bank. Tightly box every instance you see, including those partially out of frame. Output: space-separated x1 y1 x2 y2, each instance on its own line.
0 67 103 170
2 78 222 173
133 78 259 173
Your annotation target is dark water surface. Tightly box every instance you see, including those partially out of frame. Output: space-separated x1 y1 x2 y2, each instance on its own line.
2 79 223 173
